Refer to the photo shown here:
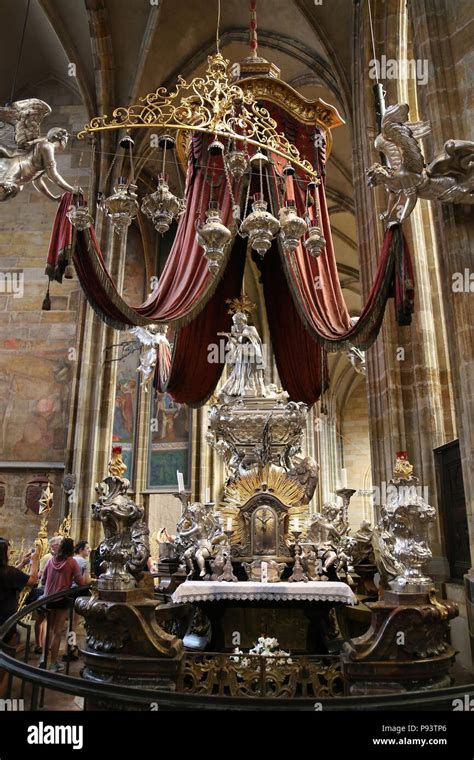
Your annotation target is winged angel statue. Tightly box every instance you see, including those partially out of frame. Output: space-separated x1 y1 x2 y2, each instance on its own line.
366 103 474 223
129 325 170 389
0 98 79 202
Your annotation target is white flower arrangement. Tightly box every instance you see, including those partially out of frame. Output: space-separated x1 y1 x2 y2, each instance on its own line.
231 636 292 667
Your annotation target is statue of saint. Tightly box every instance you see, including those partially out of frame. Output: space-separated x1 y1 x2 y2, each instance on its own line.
218 311 267 400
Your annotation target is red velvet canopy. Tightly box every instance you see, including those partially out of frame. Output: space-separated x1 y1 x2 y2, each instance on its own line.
46 106 414 407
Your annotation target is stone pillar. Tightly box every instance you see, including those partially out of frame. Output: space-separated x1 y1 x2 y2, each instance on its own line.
351 0 454 577
408 0 474 642
69 220 127 547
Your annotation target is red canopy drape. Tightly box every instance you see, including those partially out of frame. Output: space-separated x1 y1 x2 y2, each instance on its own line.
70 136 237 330
260 242 327 405
161 236 247 405
269 125 413 353
45 107 414 406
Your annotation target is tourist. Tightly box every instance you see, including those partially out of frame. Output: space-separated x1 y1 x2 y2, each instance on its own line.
66 540 92 661
42 538 86 672
26 535 63 654
39 535 63 578
0 537 39 638
73 540 91 584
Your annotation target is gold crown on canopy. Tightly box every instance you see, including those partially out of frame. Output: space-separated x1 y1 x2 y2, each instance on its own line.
78 53 339 179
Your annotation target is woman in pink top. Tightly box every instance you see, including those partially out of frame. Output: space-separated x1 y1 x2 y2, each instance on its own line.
42 538 86 672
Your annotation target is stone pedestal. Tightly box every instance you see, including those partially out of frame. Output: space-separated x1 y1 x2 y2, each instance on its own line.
74 457 188 708
76 577 186 707
342 588 458 695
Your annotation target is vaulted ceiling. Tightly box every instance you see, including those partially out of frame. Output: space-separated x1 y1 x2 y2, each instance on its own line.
1 0 361 316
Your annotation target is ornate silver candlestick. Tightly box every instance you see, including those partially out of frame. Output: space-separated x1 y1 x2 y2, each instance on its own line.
336 487 356 531
289 530 309 582
221 530 238 582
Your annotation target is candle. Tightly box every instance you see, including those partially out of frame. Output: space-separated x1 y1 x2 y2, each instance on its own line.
226 517 232 532
177 471 184 492
261 561 268 583
205 487 210 503
340 468 347 488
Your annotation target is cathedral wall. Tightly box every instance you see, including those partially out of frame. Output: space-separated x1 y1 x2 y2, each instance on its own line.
340 380 373 531
0 101 88 548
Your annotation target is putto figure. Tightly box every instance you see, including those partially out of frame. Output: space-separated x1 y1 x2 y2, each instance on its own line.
366 103 474 224
0 98 79 202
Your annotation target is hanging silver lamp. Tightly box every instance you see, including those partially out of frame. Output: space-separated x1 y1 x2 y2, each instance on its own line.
279 202 307 252
240 194 280 258
304 224 326 258
67 197 93 231
196 204 232 275
225 149 249 180
141 175 182 234
104 177 139 235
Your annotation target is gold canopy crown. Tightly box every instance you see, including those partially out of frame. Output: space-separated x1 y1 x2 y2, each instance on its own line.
78 53 342 179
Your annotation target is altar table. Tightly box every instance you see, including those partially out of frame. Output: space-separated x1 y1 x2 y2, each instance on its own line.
172 581 357 653
172 580 356 605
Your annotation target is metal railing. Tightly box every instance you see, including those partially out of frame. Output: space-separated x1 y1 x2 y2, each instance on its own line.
1 588 474 711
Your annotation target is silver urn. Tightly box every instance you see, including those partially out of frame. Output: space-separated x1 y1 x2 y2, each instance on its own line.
197 206 232 275
240 197 280 257
104 178 139 235
279 204 307 252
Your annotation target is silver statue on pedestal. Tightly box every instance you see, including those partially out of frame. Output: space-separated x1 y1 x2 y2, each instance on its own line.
367 103 474 224
0 99 80 202
92 448 149 591
218 310 268 401
374 456 436 591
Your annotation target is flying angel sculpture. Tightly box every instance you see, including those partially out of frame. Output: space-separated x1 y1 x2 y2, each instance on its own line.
0 98 80 202
129 325 170 390
366 103 474 224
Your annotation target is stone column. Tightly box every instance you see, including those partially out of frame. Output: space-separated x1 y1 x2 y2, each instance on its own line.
351 0 454 576
68 206 129 546
408 0 474 650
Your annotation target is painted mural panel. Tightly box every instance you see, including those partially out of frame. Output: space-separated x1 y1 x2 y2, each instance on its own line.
0 348 72 461
148 392 191 490
111 225 145 478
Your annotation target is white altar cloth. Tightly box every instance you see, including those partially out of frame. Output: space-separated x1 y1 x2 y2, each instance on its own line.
172 580 356 605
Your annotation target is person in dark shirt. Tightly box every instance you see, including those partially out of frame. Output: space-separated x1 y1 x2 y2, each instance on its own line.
0 537 39 643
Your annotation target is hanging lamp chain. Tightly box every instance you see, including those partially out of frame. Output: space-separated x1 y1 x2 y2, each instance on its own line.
9 0 31 104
